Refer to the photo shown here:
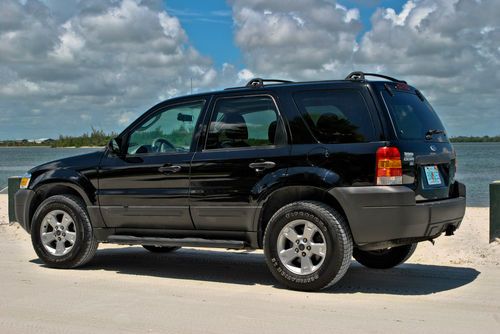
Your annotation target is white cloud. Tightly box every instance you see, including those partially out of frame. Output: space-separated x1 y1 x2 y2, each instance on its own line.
237 69 255 82
230 0 362 80
0 0 217 138
1 0 499 138
118 111 135 126
80 113 91 121
230 0 500 135
383 1 416 26
354 0 500 135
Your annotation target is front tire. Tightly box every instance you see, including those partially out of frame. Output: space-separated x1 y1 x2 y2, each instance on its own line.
263 201 353 291
31 195 98 269
353 243 417 269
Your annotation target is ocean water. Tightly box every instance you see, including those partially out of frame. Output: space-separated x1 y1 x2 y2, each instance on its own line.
0 143 499 206
452 143 500 207
0 147 100 192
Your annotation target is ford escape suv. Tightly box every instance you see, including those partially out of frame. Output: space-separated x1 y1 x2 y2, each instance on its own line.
14 72 466 291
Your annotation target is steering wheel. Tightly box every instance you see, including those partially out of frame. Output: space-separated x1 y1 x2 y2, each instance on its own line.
152 138 175 153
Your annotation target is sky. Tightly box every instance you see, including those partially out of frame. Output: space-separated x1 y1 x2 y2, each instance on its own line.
0 0 499 139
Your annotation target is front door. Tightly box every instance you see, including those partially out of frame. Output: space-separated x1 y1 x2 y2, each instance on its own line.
98 99 207 229
189 94 290 231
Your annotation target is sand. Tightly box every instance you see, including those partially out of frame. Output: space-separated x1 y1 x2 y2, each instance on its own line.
0 194 7 225
0 194 499 333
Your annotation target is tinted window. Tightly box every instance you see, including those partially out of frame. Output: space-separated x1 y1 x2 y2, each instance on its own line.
293 90 375 143
381 91 446 140
127 101 204 155
205 96 286 149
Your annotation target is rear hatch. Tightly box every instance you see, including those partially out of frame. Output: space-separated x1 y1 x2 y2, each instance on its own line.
375 82 457 201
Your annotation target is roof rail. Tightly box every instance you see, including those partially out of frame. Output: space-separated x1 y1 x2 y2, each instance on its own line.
345 71 406 84
246 78 294 88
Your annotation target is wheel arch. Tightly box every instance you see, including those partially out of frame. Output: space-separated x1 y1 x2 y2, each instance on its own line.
255 185 350 248
27 175 96 232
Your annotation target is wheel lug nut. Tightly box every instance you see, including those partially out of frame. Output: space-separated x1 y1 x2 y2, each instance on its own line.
302 252 306 257
62 233 66 237
303 238 307 242
295 248 299 253
307 246 311 250
296 240 300 244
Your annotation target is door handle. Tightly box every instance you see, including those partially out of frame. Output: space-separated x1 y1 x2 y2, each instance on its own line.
249 161 276 172
158 165 182 174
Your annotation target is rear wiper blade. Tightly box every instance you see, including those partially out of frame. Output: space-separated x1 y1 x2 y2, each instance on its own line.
425 129 445 140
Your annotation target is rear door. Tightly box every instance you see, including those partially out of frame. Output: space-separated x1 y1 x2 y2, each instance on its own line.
288 86 383 187
189 94 289 231
376 83 456 201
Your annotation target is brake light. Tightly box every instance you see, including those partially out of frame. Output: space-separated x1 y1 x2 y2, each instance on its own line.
376 146 402 185
395 82 410 91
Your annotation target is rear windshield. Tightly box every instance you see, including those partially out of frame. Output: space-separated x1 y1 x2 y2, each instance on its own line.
381 90 446 141
293 90 376 144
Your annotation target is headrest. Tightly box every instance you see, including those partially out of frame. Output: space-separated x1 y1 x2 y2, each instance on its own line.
221 113 248 141
316 113 343 140
316 112 357 143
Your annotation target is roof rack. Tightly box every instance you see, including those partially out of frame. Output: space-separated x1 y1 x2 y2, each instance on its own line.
245 78 294 88
345 71 406 84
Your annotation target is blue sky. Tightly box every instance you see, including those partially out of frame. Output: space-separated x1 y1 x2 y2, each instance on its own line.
164 0 407 68
164 0 241 67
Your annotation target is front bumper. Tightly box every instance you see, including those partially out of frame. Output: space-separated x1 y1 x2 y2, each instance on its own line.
330 182 466 247
14 189 35 233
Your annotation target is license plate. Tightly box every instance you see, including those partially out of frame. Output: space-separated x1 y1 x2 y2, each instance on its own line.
424 165 442 186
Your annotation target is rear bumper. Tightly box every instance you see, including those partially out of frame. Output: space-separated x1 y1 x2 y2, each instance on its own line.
14 189 35 233
329 182 466 247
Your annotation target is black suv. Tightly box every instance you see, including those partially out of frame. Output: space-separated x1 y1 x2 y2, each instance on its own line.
15 72 466 291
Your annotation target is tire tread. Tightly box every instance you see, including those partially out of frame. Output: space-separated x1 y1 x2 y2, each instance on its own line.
264 200 353 291
31 194 98 268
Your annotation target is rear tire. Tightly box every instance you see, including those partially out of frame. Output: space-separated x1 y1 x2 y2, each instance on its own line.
353 243 417 269
263 201 353 291
31 195 98 269
142 245 180 253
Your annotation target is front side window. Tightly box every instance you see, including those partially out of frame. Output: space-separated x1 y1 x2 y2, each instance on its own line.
127 101 204 155
293 90 376 143
205 96 286 150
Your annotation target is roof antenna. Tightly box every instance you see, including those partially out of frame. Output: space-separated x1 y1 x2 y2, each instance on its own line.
190 78 193 94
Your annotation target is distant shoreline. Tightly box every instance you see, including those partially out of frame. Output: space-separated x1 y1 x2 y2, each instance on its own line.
0 129 114 149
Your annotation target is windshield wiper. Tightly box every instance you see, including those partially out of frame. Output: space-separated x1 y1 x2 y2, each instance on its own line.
425 129 445 140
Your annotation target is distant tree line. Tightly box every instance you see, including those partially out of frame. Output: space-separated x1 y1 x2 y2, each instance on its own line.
52 128 117 147
450 136 500 142
0 128 117 148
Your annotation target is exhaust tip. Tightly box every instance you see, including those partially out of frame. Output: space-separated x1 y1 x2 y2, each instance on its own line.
445 225 456 236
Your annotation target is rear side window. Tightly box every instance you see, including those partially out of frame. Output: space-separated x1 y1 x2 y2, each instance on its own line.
293 90 376 144
205 96 287 150
381 91 446 140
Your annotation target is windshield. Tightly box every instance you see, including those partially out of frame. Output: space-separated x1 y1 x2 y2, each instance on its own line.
381 90 446 141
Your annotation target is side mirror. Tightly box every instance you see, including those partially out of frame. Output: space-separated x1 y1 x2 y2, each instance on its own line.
107 138 122 155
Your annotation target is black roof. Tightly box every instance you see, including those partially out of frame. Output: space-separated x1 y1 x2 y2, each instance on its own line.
167 71 409 103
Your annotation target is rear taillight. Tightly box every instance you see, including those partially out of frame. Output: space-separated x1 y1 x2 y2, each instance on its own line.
376 146 402 185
